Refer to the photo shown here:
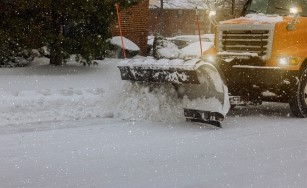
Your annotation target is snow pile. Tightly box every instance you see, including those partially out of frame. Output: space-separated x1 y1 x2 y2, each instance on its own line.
0 88 112 126
0 57 123 126
152 36 214 59
156 39 181 59
202 34 215 42
180 41 213 59
110 36 140 52
147 36 155 46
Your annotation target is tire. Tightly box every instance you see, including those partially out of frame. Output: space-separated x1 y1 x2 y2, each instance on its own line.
289 68 307 118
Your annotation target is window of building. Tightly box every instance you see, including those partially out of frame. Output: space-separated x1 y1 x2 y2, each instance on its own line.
177 29 182 35
177 10 183 18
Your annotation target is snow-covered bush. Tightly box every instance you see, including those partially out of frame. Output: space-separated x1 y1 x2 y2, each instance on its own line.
0 49 36 68
152 35 214 59
38 46 50 58
153 36 181 59
180 41 213 59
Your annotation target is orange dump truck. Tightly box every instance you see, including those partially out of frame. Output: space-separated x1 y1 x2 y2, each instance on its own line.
205 0 307 118
118 0 307 126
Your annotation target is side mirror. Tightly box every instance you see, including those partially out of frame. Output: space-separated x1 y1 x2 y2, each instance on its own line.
287 6 302 30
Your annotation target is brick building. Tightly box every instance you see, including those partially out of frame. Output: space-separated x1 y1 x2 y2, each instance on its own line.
111 0 149 56
149 8 209 37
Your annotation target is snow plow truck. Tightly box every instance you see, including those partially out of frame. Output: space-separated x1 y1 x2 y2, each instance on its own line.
118 0 307 127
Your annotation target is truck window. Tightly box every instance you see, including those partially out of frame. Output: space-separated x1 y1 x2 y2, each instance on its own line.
247 0 269 14
245 0 307 16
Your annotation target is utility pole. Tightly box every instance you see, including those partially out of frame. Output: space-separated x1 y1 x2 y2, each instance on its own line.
158 0 164 35
232 0 236 17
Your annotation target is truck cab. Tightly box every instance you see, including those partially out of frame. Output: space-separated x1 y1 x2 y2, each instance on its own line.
205 0 307 117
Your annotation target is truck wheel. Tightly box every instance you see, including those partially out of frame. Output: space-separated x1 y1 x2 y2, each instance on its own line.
289 69 307 118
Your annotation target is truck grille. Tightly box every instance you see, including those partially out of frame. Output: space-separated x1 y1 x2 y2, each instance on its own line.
220 30 270 58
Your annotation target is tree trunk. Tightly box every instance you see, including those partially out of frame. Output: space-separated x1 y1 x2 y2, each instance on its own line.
50 0 63 66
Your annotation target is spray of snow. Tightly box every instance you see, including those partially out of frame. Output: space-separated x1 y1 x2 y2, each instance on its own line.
115 83 185 122
183 95 227 115
115 82 226 123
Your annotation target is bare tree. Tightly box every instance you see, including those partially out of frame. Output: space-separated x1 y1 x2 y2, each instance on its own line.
185 0 236 33
150 0 236 34
151 0 235 12
154 0 184 34
187 0 233 9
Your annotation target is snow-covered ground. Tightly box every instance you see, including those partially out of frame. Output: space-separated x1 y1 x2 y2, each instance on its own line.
1 58 307 187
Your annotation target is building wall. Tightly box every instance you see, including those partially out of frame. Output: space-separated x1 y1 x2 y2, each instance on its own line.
111 0 149 56
148 0 248 37
149 9 210 37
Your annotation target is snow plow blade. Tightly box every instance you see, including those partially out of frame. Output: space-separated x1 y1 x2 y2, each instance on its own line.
184 108 224 128
118 58 230 125
118 59 206 84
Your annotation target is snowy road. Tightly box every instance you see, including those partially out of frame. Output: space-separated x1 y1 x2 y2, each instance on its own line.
1 103 307 188
1 58 307 187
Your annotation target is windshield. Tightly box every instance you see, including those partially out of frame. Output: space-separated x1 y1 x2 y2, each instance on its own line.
245 0 307 16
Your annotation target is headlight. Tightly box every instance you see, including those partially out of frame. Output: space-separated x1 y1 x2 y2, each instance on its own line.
290 7 302 14
209 10 216 17
278 57 301 66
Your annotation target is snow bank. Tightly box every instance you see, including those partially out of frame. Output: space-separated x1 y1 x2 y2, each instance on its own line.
0 88 112 126
0 57 123 126
0 57 228 126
